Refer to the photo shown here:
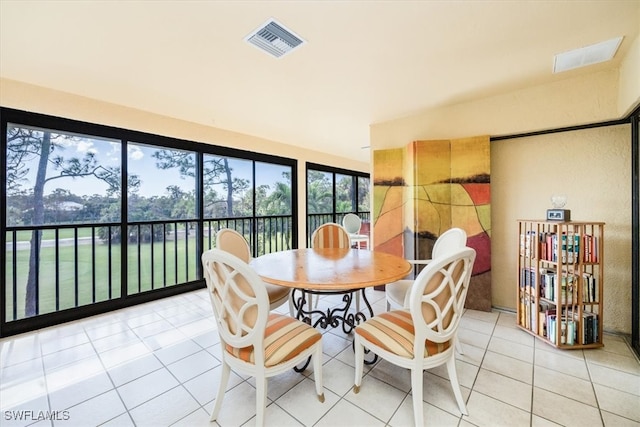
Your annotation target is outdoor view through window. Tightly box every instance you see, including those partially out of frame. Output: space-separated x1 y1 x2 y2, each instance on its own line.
4 123 295 325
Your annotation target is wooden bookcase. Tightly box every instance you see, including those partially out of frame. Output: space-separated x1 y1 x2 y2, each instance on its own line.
516 220 604 349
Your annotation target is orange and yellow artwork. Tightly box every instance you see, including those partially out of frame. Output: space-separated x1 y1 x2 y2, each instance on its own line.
373 135 491 311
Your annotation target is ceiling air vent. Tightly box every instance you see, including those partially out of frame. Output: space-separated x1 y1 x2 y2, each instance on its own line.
245 19 305 58
553 36 623 73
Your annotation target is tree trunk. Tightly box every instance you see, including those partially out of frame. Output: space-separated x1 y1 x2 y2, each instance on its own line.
224 158 233 215
25 132 50 317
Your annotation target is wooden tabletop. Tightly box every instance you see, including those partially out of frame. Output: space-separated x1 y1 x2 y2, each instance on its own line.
250 248 412 291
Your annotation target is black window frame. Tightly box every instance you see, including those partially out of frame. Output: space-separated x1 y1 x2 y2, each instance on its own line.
305 162 370 247
0 107 297 337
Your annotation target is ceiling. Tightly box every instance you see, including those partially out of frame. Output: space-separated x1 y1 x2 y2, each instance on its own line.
1 1 638 163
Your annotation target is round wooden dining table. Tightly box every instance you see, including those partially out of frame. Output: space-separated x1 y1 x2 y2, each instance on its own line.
250 247 411 334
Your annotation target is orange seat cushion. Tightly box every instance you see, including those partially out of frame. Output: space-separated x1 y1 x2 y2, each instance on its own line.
226 313 321 367
355 310 450 358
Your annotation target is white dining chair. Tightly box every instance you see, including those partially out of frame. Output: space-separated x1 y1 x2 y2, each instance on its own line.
216 228 293 315
353 247 476 426
385 227 467 354
386 227 467 310
201 249 325 425
342 213 370 249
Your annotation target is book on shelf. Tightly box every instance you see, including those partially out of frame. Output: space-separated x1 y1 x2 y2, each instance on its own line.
547 312 576 345
539 268 556 299
582 234 599 263
520 231 537 258
577 312 599 344
582 272 597 303
561 233 580 264
520 267 536 291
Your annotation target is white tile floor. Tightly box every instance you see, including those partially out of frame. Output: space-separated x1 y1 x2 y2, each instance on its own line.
1 288 639 427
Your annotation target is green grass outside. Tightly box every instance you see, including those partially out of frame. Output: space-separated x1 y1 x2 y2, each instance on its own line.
10 228 95 242
4 235 211 321
4 231 288 321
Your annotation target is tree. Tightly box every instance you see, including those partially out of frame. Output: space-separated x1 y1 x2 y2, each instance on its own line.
153 150 243 217
6 126 125 317
307 171 333 214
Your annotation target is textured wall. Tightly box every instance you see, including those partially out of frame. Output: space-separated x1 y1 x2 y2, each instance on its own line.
491 126 631 334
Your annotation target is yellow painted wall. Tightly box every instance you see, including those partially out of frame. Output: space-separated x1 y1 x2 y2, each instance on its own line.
492 126 631 334
0 78 369 249
369 57 638 334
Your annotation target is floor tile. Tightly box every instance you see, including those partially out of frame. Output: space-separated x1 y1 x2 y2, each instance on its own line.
2 288 639 427
492 324 535 347
182 365 244 406
166 349 220 383
117 368 179 410
482 350 533 384
594 383 640 422
129 386 200 427
422 371 471 416
48 371 113 410
533 365 597 406
473 368 532 411
600 410 640 427
534 347 590 380
532 387 602 426
107 353 163 387
463 390 531 426
344 372 407 423
389 397 461 427
275 378 340 426
587 361 640 396
315 399 385 426
488 335 534 363
63 390 127 427
585 348 640 375
457 327 491 350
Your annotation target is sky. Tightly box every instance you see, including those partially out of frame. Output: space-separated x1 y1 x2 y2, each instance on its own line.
13 134 289 198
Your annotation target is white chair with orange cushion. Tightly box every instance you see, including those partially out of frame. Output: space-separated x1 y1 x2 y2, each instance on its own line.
201 249 325 425
385 227 467 311
353 247 476 426
310 223 360 310
385 228 467 355
216 228 292 314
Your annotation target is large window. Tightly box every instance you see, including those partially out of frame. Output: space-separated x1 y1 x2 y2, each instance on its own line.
1 108 296 337
306 163 370 246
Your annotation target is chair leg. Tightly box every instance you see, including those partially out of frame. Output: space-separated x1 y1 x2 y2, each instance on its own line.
446 355 468 415
313 343 325 402
288 293 295 317
210 360 231 421
354 290 360 313
255 375 267 426
410 365 424 426
353 335 364 393
455 337 464 355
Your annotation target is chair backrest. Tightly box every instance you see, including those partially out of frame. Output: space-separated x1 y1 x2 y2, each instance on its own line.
342 213 362 234
216 228 252 262
408 247 476 351
201 249 269 360
311 223 351 248
432 227 467 258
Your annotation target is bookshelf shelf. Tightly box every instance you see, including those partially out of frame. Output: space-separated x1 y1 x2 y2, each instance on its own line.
517 220 604 349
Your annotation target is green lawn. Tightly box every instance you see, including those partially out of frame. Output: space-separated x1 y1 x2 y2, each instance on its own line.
5 236 207 321
4 230 290 322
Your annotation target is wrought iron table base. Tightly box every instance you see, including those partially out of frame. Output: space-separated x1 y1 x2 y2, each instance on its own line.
291 288 378 372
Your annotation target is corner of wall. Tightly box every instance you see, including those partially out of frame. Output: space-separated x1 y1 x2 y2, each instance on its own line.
618 33 640 116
